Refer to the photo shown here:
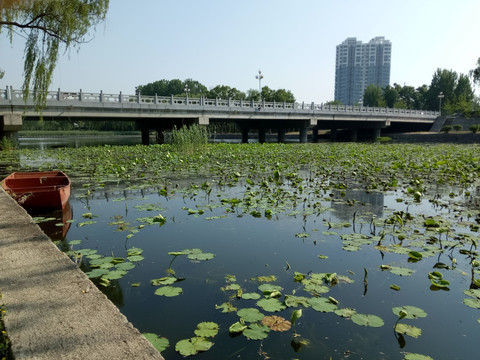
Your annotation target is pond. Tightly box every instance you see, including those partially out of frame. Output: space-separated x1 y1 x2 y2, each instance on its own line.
1 143 480 360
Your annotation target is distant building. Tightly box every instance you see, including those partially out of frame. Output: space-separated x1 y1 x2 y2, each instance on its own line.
334 36 392 105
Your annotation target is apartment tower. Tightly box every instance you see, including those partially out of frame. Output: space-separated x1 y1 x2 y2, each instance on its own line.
334 37 392 105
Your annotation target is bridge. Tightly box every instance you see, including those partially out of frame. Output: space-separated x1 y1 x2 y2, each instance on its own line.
0 86 439 144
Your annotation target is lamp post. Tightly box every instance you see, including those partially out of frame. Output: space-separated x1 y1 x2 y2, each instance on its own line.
184 84 190 105
255 70 263 101
438 92 444 115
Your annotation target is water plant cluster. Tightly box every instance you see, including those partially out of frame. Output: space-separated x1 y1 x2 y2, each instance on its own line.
1 142 479 359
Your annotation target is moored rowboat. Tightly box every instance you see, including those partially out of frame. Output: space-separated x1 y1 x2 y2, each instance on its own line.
1 171 71 210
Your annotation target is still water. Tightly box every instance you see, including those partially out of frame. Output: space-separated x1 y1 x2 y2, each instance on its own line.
34 176 479 360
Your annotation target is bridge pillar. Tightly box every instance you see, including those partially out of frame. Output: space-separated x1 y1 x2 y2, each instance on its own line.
0 113 23 141
241 128 249 143
258 128 266 144
277 128 286 143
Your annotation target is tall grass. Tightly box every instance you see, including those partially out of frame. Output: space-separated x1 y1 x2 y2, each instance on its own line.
0 137 16 151
170 125 209 153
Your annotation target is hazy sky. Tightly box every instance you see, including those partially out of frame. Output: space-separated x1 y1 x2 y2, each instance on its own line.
1 0 479 103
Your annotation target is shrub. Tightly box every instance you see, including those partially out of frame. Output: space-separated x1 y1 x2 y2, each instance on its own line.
170 124 209 152
441 125 452 133
0 136 16 151
376 136 392 143
453 124 463 131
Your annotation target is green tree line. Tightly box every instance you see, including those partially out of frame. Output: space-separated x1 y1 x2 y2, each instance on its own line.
136 78 296 103
361 66 479 116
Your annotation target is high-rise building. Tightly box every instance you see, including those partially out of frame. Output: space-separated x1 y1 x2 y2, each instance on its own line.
334 36 392 105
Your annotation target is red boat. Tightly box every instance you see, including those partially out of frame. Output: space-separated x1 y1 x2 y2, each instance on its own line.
1 171 71 210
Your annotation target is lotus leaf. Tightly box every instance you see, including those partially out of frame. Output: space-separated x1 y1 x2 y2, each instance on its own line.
351 313 384 327
284 295 311 308
395 323 422 338
151 277 177 286
86 268 110 278
237 308 264 322
143 333 169 353
102 270 127 280
229 321 247 334
334 308 357 318
215 302 237 313
127 255 145 262
243 323 270 340
194 322 219 338
261 315 292 331
154 286 183 297
463 298 480 309
404 353 433 360
242 292 261 300
256 275 277 282
392 306 427 319
115 262 135 271
258 284 282 293
175 337 213 356
256 298 286 312
308 297 338 313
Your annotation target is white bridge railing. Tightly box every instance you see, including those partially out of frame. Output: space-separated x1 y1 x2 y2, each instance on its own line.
1 86 439 117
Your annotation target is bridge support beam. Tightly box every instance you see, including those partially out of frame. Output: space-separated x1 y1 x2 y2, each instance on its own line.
0 113 23 141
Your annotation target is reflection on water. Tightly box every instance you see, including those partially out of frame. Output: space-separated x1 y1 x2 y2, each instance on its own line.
18 135 143 149
54 177 480 360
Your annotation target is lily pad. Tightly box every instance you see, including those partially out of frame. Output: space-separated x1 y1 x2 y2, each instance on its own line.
175 337 213 356
392 306 427 319
229 321 247 334
151 277 177 286
154 286 183 297
194 322 219 338
351 313 384 327
334 308 357 318
261 315 292 331
237 308 264 322
308 297 338 313
143 333 169 353
256 298 286 312
395 323 422 338
243 323 270 340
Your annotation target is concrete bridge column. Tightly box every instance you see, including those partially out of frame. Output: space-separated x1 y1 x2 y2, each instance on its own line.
241 127 249 143
299 126 308 143
277 128 286 143
0 113 23 141
258 128 266 144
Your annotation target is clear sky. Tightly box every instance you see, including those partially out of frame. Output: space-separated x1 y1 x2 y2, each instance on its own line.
1 0 479 103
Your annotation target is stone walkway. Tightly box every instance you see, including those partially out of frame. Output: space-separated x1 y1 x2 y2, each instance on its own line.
0 188 164 359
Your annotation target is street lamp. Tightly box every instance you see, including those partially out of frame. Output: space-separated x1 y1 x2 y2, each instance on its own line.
184 84 190 105
438 92 444 115
255 70 263 101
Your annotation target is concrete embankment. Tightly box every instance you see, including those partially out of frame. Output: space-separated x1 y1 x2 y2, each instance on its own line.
0 188 164 359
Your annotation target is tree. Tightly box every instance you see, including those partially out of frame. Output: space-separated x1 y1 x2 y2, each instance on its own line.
0 0 109 108
470 57 480 85
363 84 384 107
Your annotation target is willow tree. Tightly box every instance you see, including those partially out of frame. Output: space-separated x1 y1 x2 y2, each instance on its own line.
0 0 109 108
